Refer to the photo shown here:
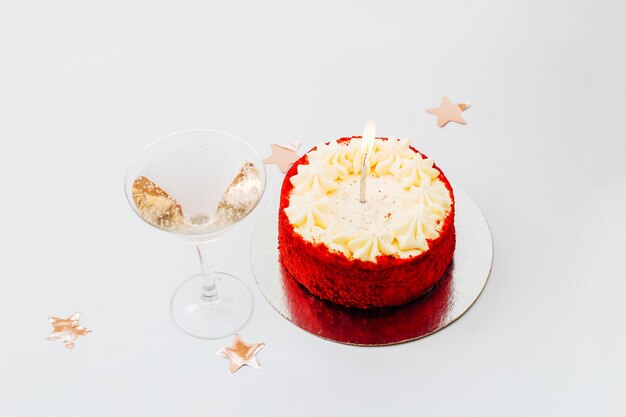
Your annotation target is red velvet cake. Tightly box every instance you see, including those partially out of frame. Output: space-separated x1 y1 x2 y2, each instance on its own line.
278 137 455 309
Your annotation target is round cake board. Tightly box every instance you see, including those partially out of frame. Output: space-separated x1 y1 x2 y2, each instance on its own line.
250 185 493 346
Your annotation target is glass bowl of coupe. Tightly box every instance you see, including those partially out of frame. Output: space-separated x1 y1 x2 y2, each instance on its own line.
125 129 266 339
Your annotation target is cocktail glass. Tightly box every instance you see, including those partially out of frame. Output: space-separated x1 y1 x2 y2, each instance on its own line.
125 129 266 339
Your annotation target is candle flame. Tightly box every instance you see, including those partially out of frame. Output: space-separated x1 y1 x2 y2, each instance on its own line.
361 119 376 155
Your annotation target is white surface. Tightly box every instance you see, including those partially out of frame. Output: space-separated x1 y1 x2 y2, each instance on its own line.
0 1 624 416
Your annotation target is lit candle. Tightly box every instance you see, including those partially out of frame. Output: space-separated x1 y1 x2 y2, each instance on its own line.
359 119 376 203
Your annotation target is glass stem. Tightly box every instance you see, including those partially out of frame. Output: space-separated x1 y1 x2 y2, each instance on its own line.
197 243 219 302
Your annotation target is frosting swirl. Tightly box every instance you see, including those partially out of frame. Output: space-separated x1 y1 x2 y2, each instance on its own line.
290 159 340 196
284 193 330 231
307 140 352 179
373 138 415 175
347 230 398 262
394 204 441 253
397 156 440 189
405 180 451 215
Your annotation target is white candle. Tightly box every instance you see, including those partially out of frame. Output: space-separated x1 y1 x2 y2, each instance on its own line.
359 154 368 203
359 119 376 203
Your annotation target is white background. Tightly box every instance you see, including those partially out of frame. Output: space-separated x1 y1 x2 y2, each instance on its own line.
1 1 624 416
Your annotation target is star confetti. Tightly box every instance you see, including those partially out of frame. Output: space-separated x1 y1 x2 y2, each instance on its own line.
426 97 470 127
263 140 301 173
216 333 265 374
45 312 91 350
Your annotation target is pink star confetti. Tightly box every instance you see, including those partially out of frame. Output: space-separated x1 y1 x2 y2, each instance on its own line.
426 97 470 127
216 333 266 373
263 140 301 173
45 312 91 350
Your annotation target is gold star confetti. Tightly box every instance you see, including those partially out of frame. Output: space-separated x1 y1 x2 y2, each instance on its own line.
426 97 470 127
45 312 91 350
263 141 301 173
216 333 266 373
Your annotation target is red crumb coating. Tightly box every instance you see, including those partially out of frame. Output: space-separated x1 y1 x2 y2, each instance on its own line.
278 137 456 309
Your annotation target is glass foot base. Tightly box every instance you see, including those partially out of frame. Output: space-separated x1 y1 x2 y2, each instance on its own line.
171 273 253 339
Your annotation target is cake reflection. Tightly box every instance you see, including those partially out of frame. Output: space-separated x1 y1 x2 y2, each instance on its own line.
279 258 454 346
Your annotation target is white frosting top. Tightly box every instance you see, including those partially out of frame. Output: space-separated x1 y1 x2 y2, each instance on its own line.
286 138 452 262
